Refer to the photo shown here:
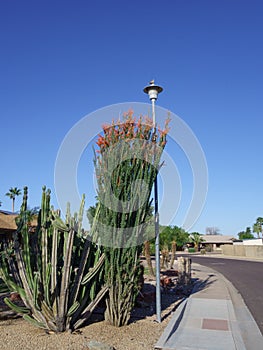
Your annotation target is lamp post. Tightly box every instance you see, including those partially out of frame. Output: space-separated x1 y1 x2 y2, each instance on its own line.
143 80 163 323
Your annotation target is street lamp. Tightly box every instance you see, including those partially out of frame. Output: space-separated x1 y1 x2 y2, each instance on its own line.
143 80 163 126
143 79 163 323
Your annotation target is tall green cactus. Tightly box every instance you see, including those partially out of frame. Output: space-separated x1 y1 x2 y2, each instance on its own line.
0 186 107 332
93 112 169 326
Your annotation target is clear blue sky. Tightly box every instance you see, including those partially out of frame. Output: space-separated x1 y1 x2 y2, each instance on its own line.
1 0 263 237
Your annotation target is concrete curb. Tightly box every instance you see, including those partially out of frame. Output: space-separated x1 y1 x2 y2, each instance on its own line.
220 272 263 349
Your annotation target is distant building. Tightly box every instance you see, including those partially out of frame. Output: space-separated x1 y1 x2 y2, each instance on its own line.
0 210 39 243
200 234 239 252
0 210 18 242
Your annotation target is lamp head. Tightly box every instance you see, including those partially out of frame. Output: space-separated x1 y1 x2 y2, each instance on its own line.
143 80 163 101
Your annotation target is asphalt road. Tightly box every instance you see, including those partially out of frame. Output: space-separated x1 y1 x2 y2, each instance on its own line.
182 255 263 334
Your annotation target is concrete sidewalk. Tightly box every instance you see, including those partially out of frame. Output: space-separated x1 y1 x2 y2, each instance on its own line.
155 263 263 350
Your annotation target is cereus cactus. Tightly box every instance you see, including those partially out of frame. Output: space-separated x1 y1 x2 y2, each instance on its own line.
0 187 106 332
92 111 170 326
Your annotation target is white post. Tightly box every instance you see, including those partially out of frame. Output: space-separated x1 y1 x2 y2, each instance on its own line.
143 80 163 323
152 98 156 125
152 98 161 323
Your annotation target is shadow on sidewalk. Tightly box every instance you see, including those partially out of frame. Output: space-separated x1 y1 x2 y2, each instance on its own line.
191 267 216 295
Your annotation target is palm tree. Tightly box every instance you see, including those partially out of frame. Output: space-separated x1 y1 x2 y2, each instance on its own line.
253 217 263 239
189 232 205 251
5 187 22 212
144 240 155 276
170 240 177 269
253 218 263 238
253 223 261 238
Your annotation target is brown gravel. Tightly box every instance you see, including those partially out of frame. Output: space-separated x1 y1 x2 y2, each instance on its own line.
0 269 193 350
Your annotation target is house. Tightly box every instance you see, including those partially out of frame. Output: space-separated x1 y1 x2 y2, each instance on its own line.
200 234 239 252
0 209 39 243
0 210 18 242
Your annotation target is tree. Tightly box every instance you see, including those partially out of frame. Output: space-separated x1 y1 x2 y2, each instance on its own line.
144 239 155 276
238 227 254 240
160 225 189 251
5 187 21 212
159 225 189 268
0 200 2 207
142 215 155 276
253 223 260 238
159 226 173 269
15 206 39 227
245 226 252 234
206 227 220 235
189 232 205 250
173 226 189 249
253 217 263 239
159 225 174 249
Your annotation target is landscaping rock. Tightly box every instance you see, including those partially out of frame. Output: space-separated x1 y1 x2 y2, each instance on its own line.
86 340 116 350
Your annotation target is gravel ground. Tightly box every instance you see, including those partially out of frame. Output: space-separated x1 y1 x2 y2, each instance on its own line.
0 268 193 350
0 310 173 350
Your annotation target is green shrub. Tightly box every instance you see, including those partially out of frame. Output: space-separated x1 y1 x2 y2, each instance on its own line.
205 245 212 252
188 247 196 253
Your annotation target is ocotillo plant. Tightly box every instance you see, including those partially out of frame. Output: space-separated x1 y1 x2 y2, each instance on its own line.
93 111 170 326
0 186 107 332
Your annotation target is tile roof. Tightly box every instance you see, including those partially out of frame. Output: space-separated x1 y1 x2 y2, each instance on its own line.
0 211 18 231
201 235 236 243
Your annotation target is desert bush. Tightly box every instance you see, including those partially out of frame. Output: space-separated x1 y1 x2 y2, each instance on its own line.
188 247 196 253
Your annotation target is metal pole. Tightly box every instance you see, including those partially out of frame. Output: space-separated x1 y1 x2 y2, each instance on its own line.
154 172 161 322
152 98 161 323
143 81 163 323
152 98 156 125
